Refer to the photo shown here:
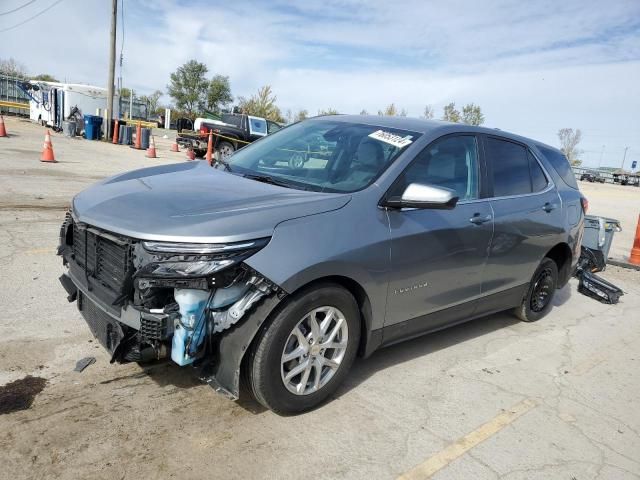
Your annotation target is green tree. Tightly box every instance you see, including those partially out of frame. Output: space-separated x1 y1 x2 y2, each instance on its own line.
557 128 583 165
423 105 434 119
237 85 284 122
167 60 209 115
383 103 398 116
461 103 485 126
442 102 461 122
31 73 58 82
318 108 339 115
0 58 27 78
294 109 309 122
206 75 233 113
119 87 132 98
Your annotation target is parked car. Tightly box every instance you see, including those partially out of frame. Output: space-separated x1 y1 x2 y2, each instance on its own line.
580 172 605 183
57 116 585 414
176 113 282 158
613 173 640 186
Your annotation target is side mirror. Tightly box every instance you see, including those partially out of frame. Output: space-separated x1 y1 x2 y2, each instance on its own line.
383 183 459 210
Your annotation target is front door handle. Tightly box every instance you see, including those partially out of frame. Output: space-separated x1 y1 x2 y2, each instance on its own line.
542 202 558 212
469 213 492 225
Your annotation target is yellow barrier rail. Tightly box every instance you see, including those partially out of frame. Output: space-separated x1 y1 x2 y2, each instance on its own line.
0 100 29 110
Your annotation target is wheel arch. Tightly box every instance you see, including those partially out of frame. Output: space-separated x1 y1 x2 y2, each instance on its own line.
545 242 573 287
283 275 376 358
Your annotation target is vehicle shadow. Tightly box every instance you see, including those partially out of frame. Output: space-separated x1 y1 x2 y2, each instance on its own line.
336 311 521 399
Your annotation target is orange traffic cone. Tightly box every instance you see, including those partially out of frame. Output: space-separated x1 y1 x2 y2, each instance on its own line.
112 119 119 144
40 130 57 163
146 135 157 158
170 140 179 152
186 148 195 161
0 115 7 137
205 131 213 165
629 214 640 266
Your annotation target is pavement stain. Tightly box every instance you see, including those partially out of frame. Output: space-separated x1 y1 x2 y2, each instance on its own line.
0 375 47 415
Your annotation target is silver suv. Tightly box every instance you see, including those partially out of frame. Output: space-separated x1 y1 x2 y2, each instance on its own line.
58 116 585 414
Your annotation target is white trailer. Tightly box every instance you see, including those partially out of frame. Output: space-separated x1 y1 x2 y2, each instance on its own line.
28 81 120 132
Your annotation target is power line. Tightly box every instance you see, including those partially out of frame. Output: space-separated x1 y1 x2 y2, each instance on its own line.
0 0 63 33
0 0 37 16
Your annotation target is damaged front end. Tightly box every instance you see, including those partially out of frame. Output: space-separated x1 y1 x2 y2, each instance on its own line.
57 211 282 398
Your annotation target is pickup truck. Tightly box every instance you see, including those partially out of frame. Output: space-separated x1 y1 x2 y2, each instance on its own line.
176 113 282 159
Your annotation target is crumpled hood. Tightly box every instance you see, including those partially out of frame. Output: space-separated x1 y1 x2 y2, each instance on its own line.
72 161 350 243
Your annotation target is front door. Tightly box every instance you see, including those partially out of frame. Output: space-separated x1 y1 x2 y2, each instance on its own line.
384 134 493 341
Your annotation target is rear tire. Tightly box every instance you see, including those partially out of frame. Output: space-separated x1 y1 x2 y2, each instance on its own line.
247 284 360 414
514 257 558 322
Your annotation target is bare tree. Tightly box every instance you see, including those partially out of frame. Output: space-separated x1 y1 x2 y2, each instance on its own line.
0 58 27 78
359 109 369 115
423 105 434 119
557 128 583 165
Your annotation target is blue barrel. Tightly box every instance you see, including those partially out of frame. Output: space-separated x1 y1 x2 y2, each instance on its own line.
118 124 125 144
84 115 95 140
141 128 151 149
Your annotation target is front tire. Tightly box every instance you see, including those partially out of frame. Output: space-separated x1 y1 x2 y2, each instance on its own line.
247 284 360 414
216 141 235 160
514 257 558 322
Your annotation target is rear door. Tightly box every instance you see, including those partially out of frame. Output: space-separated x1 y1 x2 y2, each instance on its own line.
384 134 494 338
480 135 564 300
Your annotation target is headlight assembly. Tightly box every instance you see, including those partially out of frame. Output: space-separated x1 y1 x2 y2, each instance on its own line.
135 238 270 279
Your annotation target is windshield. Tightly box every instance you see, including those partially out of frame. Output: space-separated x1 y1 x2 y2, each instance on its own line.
225 119 421 193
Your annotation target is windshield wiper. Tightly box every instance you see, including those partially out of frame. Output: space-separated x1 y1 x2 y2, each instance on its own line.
214 157 233 172
243 173 298 189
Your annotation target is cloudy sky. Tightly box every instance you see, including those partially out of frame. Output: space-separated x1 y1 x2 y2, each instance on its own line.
2 0 640 168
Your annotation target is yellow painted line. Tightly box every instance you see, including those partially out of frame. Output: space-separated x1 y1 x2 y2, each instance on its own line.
397 398 537 480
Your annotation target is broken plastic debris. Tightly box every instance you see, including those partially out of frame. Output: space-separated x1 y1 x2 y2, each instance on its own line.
74 356 96 372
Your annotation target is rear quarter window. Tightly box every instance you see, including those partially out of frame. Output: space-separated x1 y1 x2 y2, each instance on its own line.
537 145 579 189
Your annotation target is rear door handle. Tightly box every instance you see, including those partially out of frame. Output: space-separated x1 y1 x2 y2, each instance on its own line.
469 213 492 225
542 202 558 212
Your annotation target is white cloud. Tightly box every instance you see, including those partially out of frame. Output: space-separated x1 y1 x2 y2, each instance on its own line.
2 0 639 168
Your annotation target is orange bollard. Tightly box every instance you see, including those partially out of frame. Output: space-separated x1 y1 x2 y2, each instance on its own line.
112 119 119 144
186 148 195 161
0 114 7 137
170 141 179 152
629 214 640 265
205 131 213 165
40 130 57 163
146 135 157 158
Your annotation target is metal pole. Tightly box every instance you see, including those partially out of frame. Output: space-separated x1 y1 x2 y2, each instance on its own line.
129 90 133 120
106 0 117 141
621 147 629 171
598 145 605 169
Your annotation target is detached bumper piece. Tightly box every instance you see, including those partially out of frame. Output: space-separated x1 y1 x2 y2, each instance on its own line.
577 270 623 304
575 246 624 304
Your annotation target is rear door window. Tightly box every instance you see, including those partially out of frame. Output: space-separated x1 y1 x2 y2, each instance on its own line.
486 137 532 197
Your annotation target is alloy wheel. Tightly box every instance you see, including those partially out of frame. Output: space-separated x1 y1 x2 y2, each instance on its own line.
280 306 349 395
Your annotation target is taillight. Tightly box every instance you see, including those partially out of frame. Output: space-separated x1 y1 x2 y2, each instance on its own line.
581 196 589 213
199 125 208 134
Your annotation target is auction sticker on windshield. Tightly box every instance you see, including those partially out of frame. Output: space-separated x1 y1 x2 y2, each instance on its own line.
368 130 413 149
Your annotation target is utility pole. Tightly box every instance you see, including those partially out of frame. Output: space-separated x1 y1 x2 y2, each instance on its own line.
621 146 629 171
598 145 605 169
106 0 117 141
